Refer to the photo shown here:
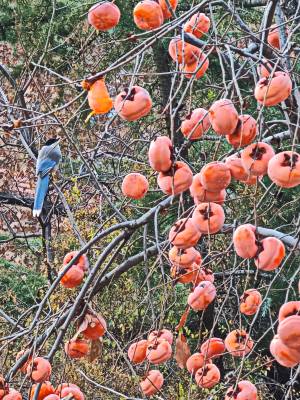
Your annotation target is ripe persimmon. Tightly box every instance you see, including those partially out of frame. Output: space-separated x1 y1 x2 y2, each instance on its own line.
121 173 149 199
29 382 55 400
87 78 113 114
200 338 225 359
233 224 258 259
209 99 239 136
270 334 300 368
254 72 292 106
81 313 107 340
278 301 300 322
190 174 226 204
63 251 89 272
128 340 148 364
64 339 89 359
186 353 206 374
146 339 172 364
254 237 285 271
181 108 210 140
148 329 173 345
195 363 220 388
148 136 173 172
171 262 201 284
241 142 275 176
268 151 300 188
184 13 210 38
27 358 51 383
200 162 231 192
114 86 152 121
225 380 257 400
240 289 262 316
226 115 257 148
192 202 225 234
168 218 201 249
168 36 201 65
133 0 164 30
188 281 216 311
180 53 209 80
140 370 163 396
159 0 177 19
225 329 253 357
278 315 300 349
157 161 193 195
169 246 201 267
60 265 84 289
88 2 120 31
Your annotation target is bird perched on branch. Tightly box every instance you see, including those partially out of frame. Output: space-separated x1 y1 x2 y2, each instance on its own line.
33 137 62 217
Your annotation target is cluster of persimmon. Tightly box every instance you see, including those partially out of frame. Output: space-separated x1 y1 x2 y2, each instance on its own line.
64 312 107 359
127 329 173 396
168 13 210 80
169 246 214 286
270 301 300 368
5 353 85 400
186 335 257 395
233 224 286 271
186 337 224 389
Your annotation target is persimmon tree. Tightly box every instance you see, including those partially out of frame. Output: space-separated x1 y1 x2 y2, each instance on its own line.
0 0 300 399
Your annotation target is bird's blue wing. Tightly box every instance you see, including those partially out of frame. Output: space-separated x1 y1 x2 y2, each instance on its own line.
37 158 57 178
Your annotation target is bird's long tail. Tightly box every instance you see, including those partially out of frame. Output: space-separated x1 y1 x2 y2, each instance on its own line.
33 175 50 217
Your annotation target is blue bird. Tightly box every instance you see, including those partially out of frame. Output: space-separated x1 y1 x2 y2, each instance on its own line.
33 137 62 218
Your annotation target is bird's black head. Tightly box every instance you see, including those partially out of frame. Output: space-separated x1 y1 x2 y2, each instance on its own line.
44 138 60 146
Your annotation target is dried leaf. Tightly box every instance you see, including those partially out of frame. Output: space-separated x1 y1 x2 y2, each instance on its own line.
175 307 190 331
87 338 103 362
72 317 89 340
174 333 190 369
